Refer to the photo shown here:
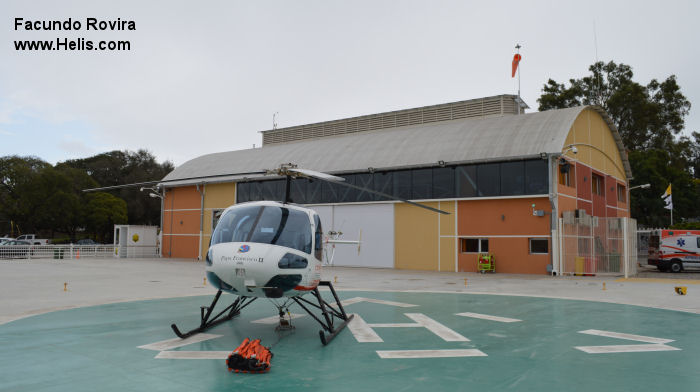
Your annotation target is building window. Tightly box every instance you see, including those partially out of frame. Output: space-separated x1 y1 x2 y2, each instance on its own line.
529 238 549 254
525 160 548 194
236 159 550 204
456 165 477 197
592 174 604 196
500 161 525 196
460 238 489 253
477 163 500 196
617 184 626 202
558 161 573 187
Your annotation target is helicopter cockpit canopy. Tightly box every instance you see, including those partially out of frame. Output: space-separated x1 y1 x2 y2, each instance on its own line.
211 205 312 254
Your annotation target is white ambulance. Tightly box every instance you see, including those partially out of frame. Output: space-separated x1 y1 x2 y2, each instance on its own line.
648 229 700 272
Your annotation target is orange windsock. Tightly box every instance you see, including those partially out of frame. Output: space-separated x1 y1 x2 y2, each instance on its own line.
512 53 522 77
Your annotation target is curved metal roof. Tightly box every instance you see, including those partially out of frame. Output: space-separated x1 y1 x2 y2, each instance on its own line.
162 105 631 186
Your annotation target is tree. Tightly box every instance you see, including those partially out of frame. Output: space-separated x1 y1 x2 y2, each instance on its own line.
0 156 51 235
537 61 698 226
59 149 173 226
85 192 128 243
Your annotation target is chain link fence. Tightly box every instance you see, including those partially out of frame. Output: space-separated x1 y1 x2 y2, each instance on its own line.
558 214 637 276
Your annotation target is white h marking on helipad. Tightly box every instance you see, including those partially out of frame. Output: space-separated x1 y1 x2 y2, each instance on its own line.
347 313 469 343
347 314 383 342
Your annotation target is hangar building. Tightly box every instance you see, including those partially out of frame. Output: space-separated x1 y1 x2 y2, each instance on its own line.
159 94 631 274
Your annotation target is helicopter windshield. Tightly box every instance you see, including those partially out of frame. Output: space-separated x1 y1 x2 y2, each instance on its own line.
211 205 312 254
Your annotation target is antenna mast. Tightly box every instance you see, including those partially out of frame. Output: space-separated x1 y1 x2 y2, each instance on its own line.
515 43 521 99
593 21 603 106
273 112 279 130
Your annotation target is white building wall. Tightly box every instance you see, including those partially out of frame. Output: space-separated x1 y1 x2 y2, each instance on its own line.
308 203 394 268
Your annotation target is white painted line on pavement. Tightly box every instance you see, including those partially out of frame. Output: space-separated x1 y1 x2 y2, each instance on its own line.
578 329 674 344
138 333 223 351
575 344 681 354
334 297 418 308
368 323 422 328
455 312 522 323
376 349 487 359
155 351 231 359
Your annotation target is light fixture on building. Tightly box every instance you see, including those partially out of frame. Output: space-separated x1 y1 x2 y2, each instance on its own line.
368 167 375 173
438 160 446 167
539 152 547 159
629 183 650 191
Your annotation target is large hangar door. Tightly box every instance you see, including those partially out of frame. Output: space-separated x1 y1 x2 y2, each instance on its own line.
309 204 394 268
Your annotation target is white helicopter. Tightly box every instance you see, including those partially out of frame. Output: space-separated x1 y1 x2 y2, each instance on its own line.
86 163 448 345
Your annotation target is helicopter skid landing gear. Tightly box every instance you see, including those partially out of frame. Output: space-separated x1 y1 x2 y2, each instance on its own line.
291 281 354 345
171 290 257 339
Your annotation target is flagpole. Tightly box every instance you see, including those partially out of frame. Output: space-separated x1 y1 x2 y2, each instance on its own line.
515 43 521 114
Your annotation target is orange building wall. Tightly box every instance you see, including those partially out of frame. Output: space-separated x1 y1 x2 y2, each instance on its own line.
162 186 202 259
457 197 551 274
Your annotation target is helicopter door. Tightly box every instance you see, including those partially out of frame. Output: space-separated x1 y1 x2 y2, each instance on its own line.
118 227 128 258
314 214 323 260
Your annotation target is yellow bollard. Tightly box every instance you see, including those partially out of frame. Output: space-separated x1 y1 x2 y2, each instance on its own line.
64 282 67 292
334 276 338 284
464 278 468 287
203 277 207 286
602 282 606 291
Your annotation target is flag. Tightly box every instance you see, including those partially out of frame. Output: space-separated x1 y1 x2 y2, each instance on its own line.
511 53 522 78
661 184 672 210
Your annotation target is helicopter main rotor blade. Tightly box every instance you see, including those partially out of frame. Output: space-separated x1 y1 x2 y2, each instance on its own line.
82 170 268 192
290 168 450 215
287 168 345 182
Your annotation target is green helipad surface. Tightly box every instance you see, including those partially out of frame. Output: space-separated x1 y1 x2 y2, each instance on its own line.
1 291 699 391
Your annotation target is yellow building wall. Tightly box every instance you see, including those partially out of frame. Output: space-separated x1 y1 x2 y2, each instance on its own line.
562 109 626 181
394 202 439 270
200 182 237 260
394 201 457 271
438 201 456 272
439 237 455 272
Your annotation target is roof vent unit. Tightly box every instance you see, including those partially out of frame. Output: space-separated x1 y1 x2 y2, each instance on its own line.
261 94 529 146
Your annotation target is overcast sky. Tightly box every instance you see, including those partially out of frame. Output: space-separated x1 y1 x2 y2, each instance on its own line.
1 0 698 167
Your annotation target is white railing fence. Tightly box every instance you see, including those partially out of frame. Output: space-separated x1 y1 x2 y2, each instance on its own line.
0 245 160 260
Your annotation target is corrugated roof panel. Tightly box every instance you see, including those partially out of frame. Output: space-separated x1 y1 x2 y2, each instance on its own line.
163 106 631 185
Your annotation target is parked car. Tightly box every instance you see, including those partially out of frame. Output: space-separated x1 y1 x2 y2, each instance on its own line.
76 239 100 245
0 237 13 245
15 234 50 245
0 240 31 258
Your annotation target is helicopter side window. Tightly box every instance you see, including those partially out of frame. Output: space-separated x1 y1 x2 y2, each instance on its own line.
314 214 323 260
